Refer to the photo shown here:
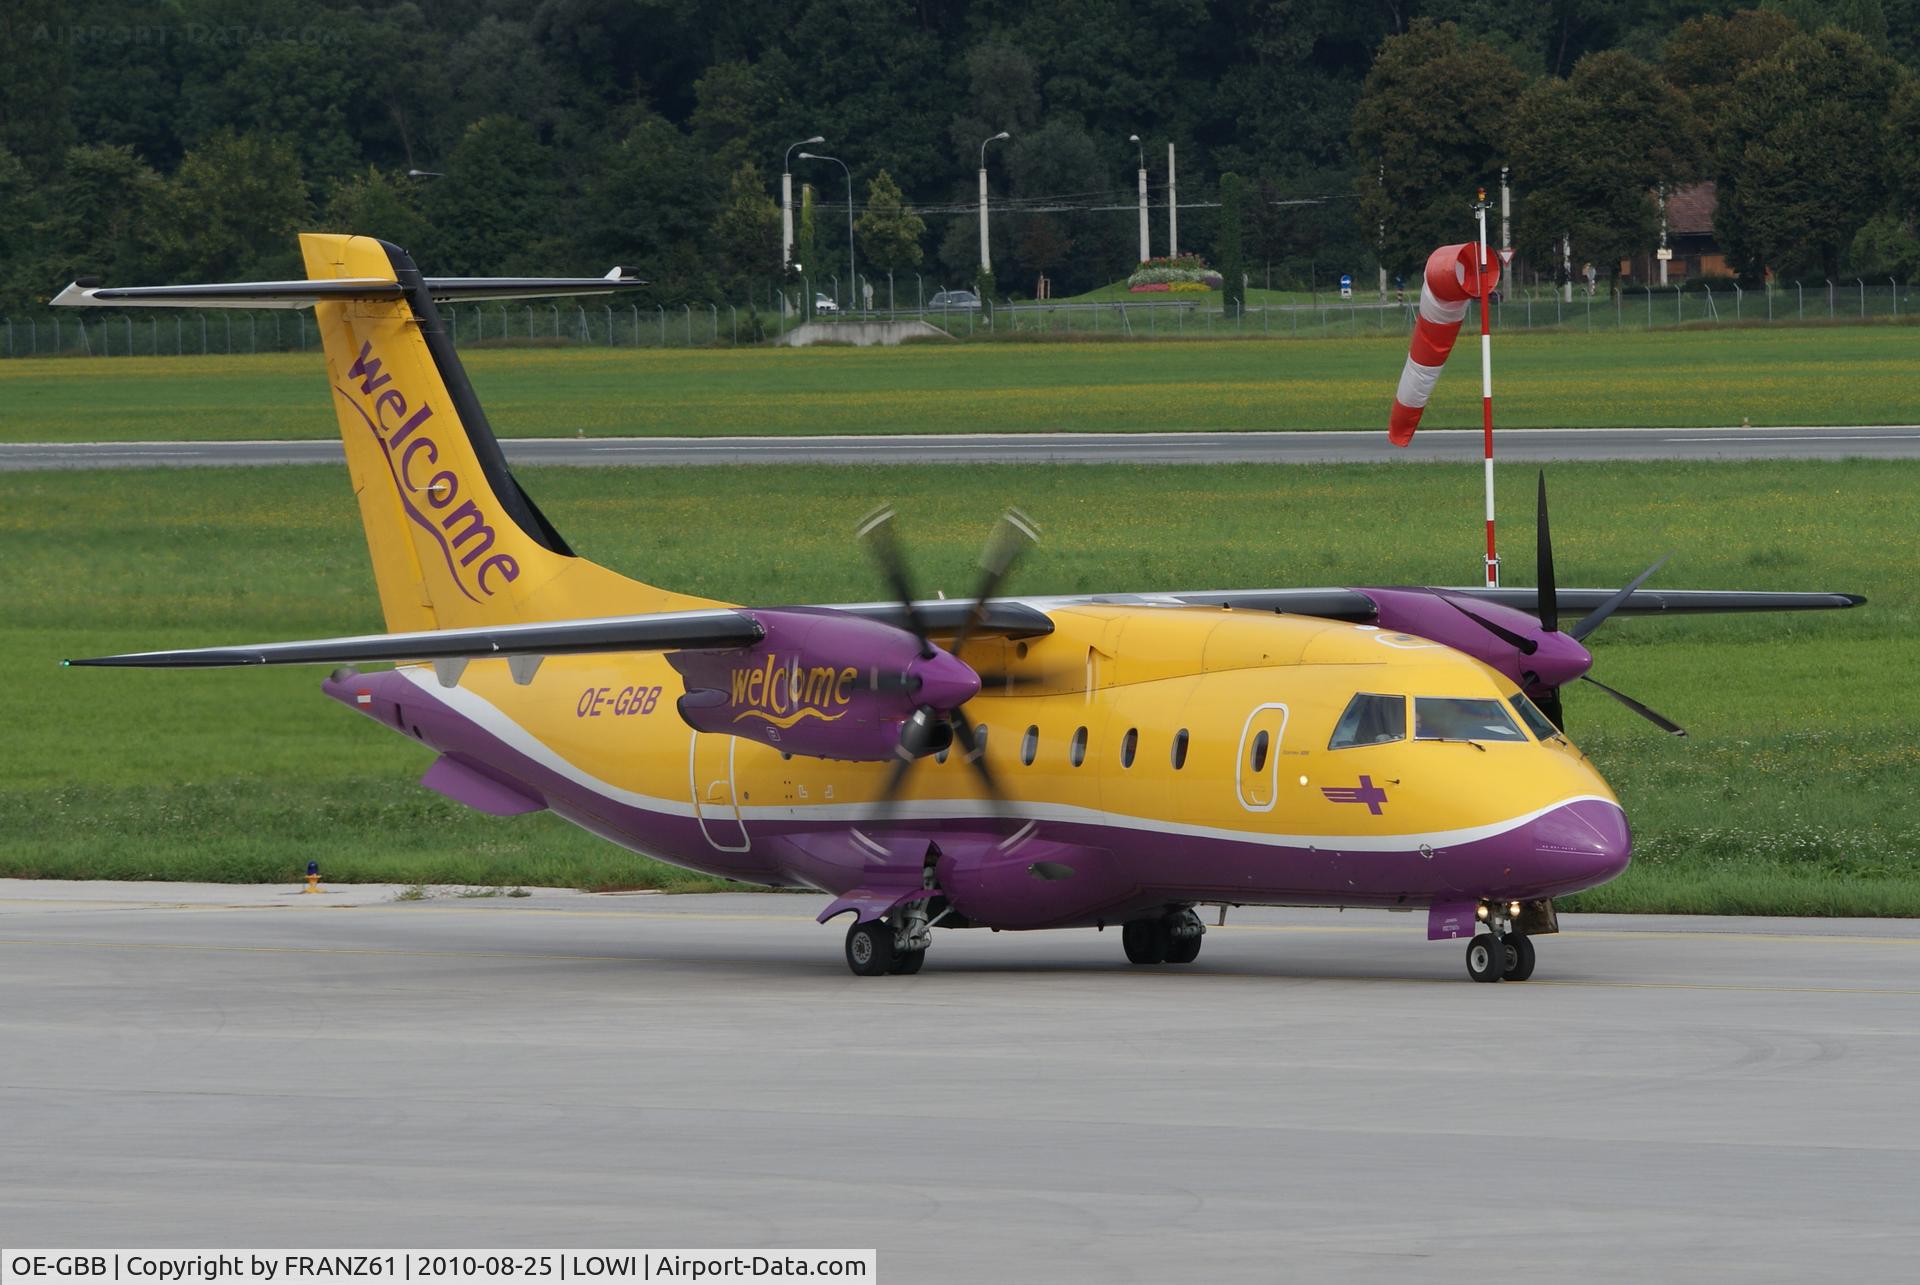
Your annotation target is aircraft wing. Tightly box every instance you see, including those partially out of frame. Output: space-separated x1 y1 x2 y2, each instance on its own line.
62 583 1858 671
62 600 1054 669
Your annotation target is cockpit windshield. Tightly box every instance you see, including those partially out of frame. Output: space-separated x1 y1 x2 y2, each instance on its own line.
1414 697 1527 743
1329 693 1407 749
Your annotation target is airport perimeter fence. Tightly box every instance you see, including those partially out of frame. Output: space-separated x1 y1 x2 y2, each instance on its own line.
4 279 1913 357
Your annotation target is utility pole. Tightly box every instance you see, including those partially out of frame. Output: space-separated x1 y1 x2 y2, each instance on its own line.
979 131 1009 273
782 137 824 274
1167 143 1179 257
1500 166 1511 259
1130 134 1148 263
1562 233 1573 303
1377 163 1388 300
1657 183 1669 286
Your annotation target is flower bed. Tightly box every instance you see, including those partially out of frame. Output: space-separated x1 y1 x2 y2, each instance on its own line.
1127 254 1221 292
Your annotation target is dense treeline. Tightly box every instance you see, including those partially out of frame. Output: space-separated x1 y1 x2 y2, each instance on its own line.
2 0 1918 311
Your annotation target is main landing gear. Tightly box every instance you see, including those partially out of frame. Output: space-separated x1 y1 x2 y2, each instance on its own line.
843 901 933 977
1465 902 1537 983
1121 908 1205 966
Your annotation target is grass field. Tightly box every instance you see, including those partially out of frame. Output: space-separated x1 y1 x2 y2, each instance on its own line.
3 324 1916 442
3 459 1914 914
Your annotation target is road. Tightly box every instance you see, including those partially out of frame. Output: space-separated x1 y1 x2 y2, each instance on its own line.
5 424 1920 470
2 881 1916 1281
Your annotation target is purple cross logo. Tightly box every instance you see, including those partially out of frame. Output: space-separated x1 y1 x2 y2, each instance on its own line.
1322 775 1389 815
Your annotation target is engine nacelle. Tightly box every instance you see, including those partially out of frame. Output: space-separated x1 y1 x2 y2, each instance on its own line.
667 608 980 761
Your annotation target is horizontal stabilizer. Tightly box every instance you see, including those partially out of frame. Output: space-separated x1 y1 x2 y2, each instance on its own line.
51 271 646 311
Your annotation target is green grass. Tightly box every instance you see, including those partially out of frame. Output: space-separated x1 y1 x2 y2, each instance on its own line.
4 324 1917 442
3 459 1914 914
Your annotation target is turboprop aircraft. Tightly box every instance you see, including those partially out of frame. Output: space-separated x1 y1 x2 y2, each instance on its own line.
56 233 1863 981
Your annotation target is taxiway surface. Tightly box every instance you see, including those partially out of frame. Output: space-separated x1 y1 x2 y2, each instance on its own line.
2 882 1915 1281
5 424 1920 470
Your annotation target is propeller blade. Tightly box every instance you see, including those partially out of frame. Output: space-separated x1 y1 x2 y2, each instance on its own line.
1581 675 1687 737
856 504 935 657
1569 554 1670 643
950 708 1004 803
1444 598 1539 655
870 753 916 816
949 508 1039 657
1536 471 1559 634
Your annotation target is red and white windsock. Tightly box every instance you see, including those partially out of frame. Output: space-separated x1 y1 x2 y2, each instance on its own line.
1388 242 1502 446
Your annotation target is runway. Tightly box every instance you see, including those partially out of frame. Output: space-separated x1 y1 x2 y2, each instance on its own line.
2 881 1915 1280
6 424 1920 470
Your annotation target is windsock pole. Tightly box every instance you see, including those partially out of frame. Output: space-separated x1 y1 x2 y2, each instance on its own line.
1474 189 1498 588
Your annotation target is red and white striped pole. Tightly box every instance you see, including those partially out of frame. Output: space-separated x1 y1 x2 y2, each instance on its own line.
1474 188 1498 588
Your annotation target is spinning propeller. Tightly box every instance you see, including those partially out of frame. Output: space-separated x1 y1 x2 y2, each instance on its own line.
1454 473 1686 737
856 505 1041 818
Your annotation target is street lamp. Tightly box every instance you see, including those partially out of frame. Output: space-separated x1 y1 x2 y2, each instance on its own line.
1128 134 1147 264
405 168 443 179
979 131 1010 273
782 136 824 274
799 151 854 313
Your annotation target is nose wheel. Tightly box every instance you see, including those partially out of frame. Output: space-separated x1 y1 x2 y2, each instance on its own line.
1466 930 1536 982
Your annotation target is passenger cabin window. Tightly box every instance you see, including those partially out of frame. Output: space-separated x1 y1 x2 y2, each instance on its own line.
1171 728 1190 769
1120 727 1138 767
1069 726 1088 766
1329 693 1406 749
1249 730 1270 773
1021 725 1039 765
1415 697 1527 743
1508 693 1560 741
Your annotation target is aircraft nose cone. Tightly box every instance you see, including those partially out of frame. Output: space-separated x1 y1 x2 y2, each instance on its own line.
1529 631 1594 691
913 651 981 712
1528 798 1632 893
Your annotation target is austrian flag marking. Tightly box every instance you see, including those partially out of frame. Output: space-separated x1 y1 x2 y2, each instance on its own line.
355 690 373 706
1322 775 1389 815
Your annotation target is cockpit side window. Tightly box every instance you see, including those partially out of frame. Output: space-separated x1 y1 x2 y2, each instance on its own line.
1508 692 1561 741
1414 697 1527 743
1329 693 1407 749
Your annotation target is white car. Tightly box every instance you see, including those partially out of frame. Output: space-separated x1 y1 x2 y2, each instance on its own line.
813 293 839 314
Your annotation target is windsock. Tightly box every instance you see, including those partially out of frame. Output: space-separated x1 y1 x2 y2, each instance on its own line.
1388 242 1501 446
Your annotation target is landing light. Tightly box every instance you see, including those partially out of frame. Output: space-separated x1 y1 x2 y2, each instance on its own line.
1475 903 1489 921
1298 775 1309 786
1508 901 1522 917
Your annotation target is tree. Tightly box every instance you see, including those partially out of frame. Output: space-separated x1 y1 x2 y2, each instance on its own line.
321 168 432 259
1505 51 1702 289
855 169 925 274
1217 172 1247 314
711 162 780 295
1351 21 1529 276
1715 28 1909 278
154 130 308 281
427 117 566 276
1662 9 1800 155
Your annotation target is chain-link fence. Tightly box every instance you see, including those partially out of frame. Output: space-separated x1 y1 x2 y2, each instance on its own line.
5 279 1910 357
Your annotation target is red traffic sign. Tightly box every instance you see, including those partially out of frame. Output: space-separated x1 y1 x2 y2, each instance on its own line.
1497 249 1515 266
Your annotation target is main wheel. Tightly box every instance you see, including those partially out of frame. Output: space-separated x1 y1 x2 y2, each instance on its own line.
1501 932 1536 981
1466 933 1505 983
1122 919 1170 965
845 920 895 977
889 947 927 975
1164 929 1203 964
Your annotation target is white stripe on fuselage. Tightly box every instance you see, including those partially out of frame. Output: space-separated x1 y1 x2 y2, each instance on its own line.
399 668 1617 854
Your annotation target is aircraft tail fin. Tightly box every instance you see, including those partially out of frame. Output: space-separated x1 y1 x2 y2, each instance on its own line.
58 234 709 632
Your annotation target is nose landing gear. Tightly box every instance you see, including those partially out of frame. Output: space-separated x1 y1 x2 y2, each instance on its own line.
1465 901 1538 982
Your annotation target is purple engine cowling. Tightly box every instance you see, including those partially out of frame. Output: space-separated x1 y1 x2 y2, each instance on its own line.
667 608 980 761
1359 588 1592 697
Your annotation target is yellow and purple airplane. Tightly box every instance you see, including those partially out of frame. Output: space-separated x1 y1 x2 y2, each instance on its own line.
57 234 1863 981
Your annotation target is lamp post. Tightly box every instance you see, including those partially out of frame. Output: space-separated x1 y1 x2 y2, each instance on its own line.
1129 134 1148 264
979 131 1010 273
782 136 824 276
1166 142 1179 257
799 151 854 312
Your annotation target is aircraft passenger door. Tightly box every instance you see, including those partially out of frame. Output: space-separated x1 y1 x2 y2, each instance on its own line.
689 731 750 852
1235 703 1290 813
